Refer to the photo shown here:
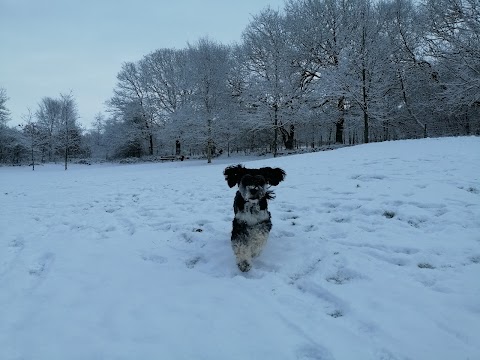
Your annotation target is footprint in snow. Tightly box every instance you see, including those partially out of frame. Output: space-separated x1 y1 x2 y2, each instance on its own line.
288 268 349 318
392 246 419 255
9 236 25 250
295 343 335 360
332 216 351 223
185 256 203 269
281 213 300 221
365 250 410 267
303 224 318 232
28 252 55 283
141 253 167 264
351 174 386 182
469 255 480 264
0 237 26 279
278 230 295 238
374 348 402 360
325 267 364 285
289 258 323 284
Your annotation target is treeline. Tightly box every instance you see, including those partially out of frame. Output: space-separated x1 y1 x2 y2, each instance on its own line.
0 91 88 167
1 0 479 165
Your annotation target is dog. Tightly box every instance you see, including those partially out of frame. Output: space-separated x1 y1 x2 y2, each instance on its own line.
224 164 286 272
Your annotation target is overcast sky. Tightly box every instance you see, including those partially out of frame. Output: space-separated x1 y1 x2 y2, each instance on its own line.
0 0 285 128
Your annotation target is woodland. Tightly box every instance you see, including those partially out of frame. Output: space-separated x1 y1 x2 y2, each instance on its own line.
1 0 479 165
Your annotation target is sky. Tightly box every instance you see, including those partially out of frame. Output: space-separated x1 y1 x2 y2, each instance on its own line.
0 0 285 128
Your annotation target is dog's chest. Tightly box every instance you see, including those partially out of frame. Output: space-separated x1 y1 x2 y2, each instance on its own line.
235 200 270 225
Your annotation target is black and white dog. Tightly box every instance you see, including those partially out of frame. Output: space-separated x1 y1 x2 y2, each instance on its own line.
224 164 286 272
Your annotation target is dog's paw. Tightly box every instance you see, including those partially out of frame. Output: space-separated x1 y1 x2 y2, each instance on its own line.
237 260 252 272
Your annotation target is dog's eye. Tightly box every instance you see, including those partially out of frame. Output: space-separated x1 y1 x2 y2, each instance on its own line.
254 175 266 186
242 174 254 186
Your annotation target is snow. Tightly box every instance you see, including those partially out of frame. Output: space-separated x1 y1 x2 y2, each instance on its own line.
1 137 479 360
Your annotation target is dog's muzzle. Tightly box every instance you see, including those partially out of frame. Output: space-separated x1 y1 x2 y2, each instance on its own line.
247 185 265 200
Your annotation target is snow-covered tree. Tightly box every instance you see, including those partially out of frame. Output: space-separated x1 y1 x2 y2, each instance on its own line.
85 112 107 159
422 0 480 135
35 96 62 162
186 37 232 163
58 93 82 169
139 48 192 155
108 62 158 156
285 0 350 143
0 87 10 127
19 110 41 170
242 8 305 154
34 93 83 167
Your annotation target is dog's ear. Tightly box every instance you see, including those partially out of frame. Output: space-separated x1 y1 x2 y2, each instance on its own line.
224 164 245 188
260 167 286 186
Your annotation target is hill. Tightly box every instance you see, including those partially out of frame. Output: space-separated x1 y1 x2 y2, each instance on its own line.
1 137 479 359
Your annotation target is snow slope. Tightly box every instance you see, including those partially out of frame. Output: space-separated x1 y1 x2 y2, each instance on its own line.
1 137 479 360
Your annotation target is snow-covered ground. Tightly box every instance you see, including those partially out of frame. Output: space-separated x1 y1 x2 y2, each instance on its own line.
1 137 479 360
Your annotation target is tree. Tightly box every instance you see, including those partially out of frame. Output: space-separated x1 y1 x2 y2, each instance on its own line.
286 0 352 144
58 93 81 170
20 110 41 170
0 87 10 127
0 87 12 162
85 112 107 159
187 37 232 163
373 0 438 139
0 89 27 165
36 97 61 162
242 8 305 154
140 48 191 116
108 62 158 156
139 48 193 155
422 0 480 134
34 93 82 167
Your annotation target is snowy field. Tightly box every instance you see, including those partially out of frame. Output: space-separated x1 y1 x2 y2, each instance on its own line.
1 137 479 360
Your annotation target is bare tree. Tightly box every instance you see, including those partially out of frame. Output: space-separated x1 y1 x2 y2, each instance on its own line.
36 97 62 162
286 0 351 144
139 48 193 154
242 8 304 155
0 88 23 164
0 87 10 127
58 93 80 170
20 109 39 170
422 0 480 134
187 37 232 163
109 62 157 155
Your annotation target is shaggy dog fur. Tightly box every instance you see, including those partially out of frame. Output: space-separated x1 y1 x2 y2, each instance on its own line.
224 164 286 272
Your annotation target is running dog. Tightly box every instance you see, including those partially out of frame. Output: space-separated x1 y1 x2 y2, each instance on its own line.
223 164 286 272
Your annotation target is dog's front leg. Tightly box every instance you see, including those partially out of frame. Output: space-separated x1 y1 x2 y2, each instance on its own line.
232 242 252 272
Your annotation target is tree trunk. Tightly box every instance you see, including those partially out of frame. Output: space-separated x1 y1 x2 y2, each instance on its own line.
149 134 154 156
207 117 212 163
64 113 68 170
362 68 369 144
398 68 426 138
281 124 295 150
361 16 369 145
336 97 345 144
176 140 181 156
273 105 278 157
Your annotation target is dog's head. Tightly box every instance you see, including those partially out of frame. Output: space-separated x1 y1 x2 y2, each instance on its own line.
224 164 286 201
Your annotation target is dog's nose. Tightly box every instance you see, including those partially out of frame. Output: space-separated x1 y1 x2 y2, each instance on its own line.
250 188 258 194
